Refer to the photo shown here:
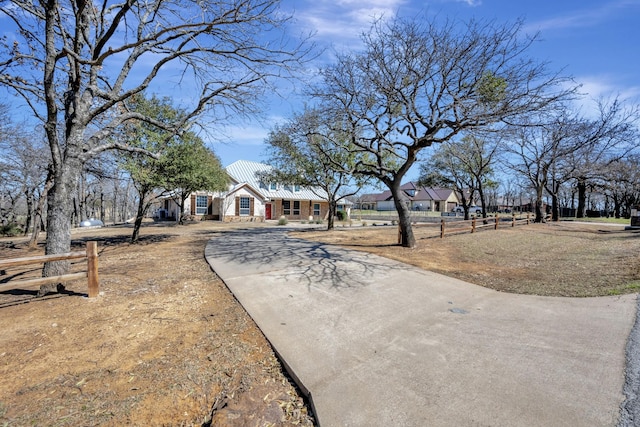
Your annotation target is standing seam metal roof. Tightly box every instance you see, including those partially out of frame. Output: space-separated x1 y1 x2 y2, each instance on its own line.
225 160 329 202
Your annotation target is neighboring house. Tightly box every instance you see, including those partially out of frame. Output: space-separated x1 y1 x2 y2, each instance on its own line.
157 160 332 222
359 182 459 213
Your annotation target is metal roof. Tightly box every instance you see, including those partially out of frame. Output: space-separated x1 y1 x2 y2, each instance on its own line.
225 160 329 202
362 182 456 203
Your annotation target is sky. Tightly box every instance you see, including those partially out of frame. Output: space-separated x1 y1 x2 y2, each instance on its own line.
1 0 638 182
212 0 640 178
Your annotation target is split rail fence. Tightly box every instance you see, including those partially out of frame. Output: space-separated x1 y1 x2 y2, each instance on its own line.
439 214 532 238
0 241 99 298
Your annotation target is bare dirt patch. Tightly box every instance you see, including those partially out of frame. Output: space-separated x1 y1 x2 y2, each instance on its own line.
0 222 314 426
292 221 640 297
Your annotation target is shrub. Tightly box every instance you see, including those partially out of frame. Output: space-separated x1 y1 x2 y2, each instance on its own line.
277 216 288 226
336 210 346 221
0 223 21 237
315 219 323 224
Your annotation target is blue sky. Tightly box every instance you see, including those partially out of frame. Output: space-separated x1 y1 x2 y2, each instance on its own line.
214 0 640 173
1 0 638 179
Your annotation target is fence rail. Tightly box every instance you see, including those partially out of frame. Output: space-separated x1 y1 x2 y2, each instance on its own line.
439 214 531 238
0 241 99 297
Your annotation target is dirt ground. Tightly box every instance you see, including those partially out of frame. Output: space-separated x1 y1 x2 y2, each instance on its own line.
0 221 314 427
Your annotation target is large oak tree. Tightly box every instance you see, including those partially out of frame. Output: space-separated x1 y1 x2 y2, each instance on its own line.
0 0 312 276
314 16 574 247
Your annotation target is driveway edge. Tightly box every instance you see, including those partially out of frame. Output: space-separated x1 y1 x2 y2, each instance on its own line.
619 294 640 426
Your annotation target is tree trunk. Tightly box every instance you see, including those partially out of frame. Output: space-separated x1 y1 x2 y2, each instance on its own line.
112 182 119 224
613 194 621 219
534 185 545 223
177 193 187 224
131 196 146 243
551 193 560 221
390 183 415 248
100 190 105 222
327 199 336 230
576 178 587 218
43 160 80 277
477 183 487 218
131 187 154 243
24 189 34 236
29 171 54 249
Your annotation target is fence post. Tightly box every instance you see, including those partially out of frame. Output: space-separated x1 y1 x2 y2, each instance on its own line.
471 218 476 233
440 218 445 238
494 215 499 230
526 213 530 225
87 241 99 298
512 213 516 227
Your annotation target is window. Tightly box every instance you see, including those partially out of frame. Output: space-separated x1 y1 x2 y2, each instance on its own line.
313 203 320 216
293 184 301 192
239 197 250 216
293 200 300 215
283 200 291 215
269 182 277 191
196 195 208 215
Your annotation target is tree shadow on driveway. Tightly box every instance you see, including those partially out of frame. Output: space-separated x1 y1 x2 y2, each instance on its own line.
206 227 413 291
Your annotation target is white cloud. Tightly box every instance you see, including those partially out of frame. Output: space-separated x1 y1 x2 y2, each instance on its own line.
224 125 270 146
456 0 482 6
525 0 640 33
571 75 640 117
289 0 408 46
578 75 640 100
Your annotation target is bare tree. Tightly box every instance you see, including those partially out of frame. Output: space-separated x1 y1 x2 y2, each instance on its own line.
0 0 313 278
262 108 370 230
603 156 640 218
0 121 51 235
567 98 640 218
505 111 585 222
421 134 500 219
418 145 478 220
314 16 574 247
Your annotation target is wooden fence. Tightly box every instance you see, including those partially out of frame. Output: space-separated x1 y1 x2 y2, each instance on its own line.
0 241 99 297
439 214 531 238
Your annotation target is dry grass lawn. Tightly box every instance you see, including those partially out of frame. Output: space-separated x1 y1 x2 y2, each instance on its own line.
292 221 640 297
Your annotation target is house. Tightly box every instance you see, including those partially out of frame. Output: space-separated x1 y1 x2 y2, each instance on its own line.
359 182 459 213
158 160 331 222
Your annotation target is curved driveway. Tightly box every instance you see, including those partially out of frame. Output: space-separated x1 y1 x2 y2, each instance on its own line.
205 226 638 426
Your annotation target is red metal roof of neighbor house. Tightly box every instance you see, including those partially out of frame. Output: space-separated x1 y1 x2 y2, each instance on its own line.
225 160 329 201
362 182 455 202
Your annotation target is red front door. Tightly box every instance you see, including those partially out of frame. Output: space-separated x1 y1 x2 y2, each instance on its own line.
265 203 272 220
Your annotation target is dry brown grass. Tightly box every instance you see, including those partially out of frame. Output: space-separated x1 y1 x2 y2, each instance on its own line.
291 221 640 297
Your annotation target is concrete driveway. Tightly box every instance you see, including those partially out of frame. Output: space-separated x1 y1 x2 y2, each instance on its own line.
205 226 639 426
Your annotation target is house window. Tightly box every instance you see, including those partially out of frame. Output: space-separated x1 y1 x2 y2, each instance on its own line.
196 195 208 215
283 200 291 215
313 203 320 216
239 197 250 216
293 200 300 215
270 182 277 191
293 184 301 192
